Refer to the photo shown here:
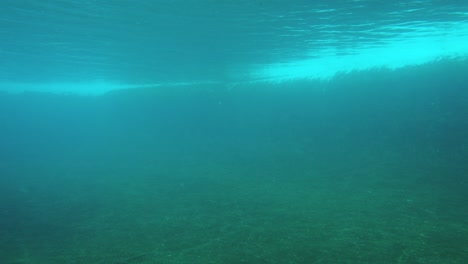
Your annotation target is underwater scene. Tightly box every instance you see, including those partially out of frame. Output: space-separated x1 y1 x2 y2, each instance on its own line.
1 1 468 264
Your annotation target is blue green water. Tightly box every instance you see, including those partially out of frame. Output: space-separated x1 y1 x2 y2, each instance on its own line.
1 0 468 93
1 1 468 263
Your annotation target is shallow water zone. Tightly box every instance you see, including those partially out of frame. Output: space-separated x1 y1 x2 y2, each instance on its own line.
1 60 468 263
1 1 468 263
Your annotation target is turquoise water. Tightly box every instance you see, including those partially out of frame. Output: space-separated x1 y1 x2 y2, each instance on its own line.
1 0 468 93
1 1 468 264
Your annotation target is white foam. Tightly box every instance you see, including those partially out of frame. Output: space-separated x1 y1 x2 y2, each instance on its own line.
0 81 221 96
2 22 467 95
252 23 468 82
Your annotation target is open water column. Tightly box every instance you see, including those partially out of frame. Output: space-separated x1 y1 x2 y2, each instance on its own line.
1 1 468 263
